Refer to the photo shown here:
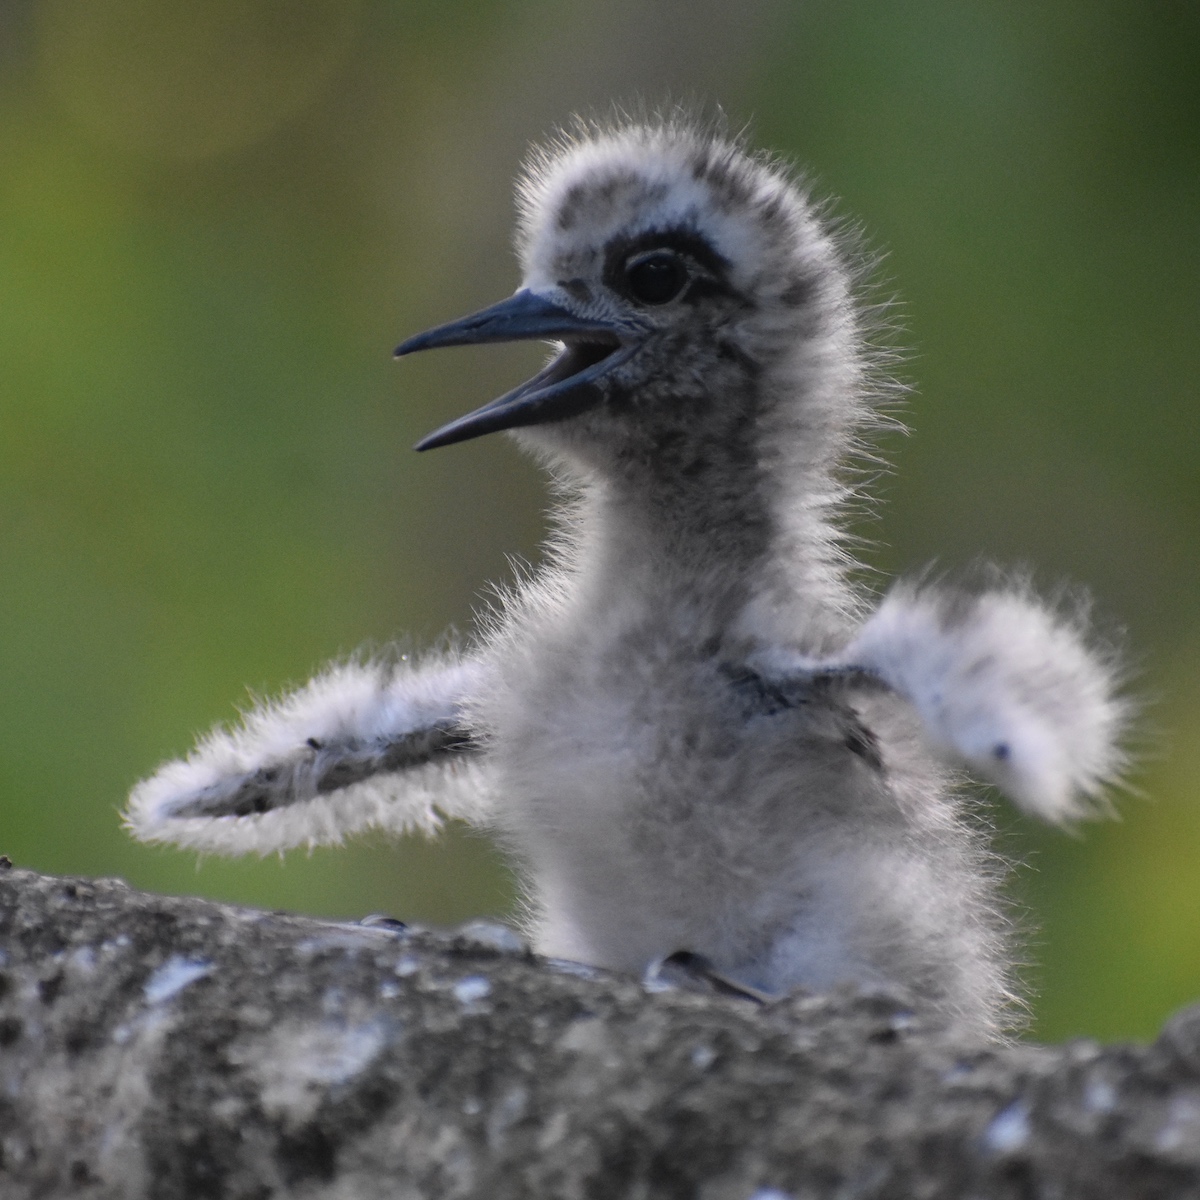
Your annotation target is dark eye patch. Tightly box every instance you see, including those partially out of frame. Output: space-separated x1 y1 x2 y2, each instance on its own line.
624 250 689 305
602 228 738 305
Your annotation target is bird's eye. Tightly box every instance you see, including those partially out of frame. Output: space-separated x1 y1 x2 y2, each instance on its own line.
624 250 688 305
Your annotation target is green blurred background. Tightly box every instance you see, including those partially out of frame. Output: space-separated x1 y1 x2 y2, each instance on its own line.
0 0 1196 1042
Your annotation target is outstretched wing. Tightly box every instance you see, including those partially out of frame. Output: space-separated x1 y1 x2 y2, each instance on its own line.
756 582 1129 823
125 654 493 855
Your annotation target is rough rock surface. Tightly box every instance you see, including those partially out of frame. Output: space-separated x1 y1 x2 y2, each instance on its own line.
1 862 1199 1198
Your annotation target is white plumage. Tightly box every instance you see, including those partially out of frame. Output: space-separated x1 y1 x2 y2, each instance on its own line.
835 584 1125 821
126 115 1127 1038
126 655 493 855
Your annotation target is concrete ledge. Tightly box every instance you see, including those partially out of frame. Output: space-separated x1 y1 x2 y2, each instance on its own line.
1 863 1197 1198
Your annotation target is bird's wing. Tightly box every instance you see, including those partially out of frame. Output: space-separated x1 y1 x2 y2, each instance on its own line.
124 655 493 855
757 582 1128 823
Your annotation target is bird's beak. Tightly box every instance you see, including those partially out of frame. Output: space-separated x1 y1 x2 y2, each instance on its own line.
395 289 636 451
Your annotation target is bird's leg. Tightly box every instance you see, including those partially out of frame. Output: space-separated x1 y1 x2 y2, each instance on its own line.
643 951 774 1004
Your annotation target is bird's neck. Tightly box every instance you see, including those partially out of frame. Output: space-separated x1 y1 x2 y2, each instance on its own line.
562 449 857 652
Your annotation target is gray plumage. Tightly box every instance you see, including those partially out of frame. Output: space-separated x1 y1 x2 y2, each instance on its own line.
126 116 1127 1039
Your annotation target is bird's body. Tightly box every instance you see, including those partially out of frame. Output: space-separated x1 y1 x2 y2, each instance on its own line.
484 580 1003 1015
126 117 1125 1039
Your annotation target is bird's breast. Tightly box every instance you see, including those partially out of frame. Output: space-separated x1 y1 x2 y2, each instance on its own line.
478 593 931 982
487 610 892 867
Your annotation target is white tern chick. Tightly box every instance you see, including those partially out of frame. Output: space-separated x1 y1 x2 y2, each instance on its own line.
126 117 1127 1039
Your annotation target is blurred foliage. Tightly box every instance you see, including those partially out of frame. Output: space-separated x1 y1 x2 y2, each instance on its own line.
0 0 1195 1042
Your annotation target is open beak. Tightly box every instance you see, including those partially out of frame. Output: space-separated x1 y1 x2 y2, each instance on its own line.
395 289 636 451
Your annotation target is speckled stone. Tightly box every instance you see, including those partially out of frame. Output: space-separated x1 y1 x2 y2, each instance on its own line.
0 864 1197 1199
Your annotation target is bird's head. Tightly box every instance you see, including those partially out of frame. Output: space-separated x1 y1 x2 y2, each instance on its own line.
397 119 865 476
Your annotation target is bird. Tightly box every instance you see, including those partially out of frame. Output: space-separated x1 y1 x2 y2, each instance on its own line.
125 114 1127 1039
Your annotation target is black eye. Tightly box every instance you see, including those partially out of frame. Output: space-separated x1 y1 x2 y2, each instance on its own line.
624 250 688 305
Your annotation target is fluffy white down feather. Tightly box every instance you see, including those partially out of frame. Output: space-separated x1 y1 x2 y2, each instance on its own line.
120 119 1134 1038
124 656 494 855
839 585 1127 821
